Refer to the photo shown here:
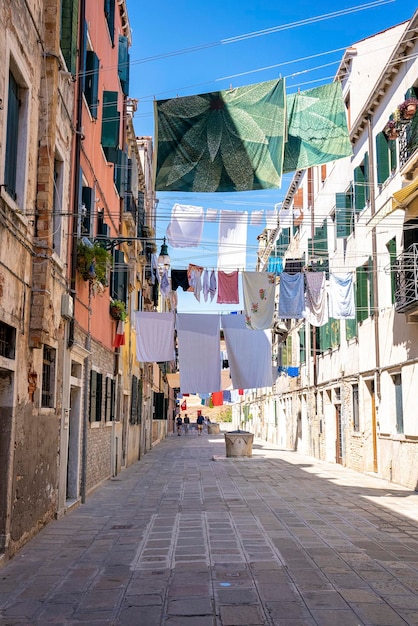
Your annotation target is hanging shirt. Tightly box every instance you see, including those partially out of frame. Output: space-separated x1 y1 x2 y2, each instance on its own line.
217 271 239 304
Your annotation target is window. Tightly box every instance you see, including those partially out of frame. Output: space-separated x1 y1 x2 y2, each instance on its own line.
105 376 115 421
81 186 93 236
336 186 354 238
352 384 359 431
356 259 373 323
60 0 79 75
0 322 16 359
318 318 340 353
111 249 128 303
130 376 142 424
41 346 56 408
376 131 397 185
392 373 404 434
104 0 116 46
84 51 100 119
118 35 130 96
53 158 64 256
89 370 103 422
4 66 29 206
353 153 369 212
153 392 166 419
101 91 120 159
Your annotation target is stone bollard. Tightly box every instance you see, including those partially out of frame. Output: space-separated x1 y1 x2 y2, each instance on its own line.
207 423 220 434
224 430 254 458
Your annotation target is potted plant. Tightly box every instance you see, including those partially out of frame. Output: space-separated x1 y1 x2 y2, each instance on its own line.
383 119 400 140
109 299 127 321
397 97 418 121
77 240 112 285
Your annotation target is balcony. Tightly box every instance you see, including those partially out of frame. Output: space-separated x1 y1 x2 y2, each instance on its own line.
399 118 418 172
394 244 418 318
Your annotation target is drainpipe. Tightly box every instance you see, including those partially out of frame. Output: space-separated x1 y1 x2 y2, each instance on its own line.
367 116 381 403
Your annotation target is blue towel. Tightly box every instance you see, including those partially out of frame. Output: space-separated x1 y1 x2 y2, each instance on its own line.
279 272 305 318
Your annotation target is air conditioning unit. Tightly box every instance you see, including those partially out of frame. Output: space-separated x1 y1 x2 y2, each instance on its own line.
61 294 74 319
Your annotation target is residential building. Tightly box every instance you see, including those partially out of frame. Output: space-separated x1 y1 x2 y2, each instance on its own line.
236 11 418 490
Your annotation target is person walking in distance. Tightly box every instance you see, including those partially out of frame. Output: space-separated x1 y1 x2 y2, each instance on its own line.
176 414 183 436
196 412 204 436
183 413 190 434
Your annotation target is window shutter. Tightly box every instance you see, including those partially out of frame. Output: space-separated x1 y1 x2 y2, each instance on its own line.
336 192 352 238
105 376 114 421
389 137 397 173
154 392 165 419
387 238 396 304
299 325 306 363
376 132 390 185
118 35 130 95
330 318 340 348
60 0 79 74
368 256 374 314
81 186 93 235
364 152 370 203
104 0 115 45
101 91 120 150
115 149 128 196
356 266 368 323
319 320 331 351
130 375 138 424
354 165 365 212
345 318 357 340
111 249 128 303
85 51 100 118
90 370 97 421
5 72 19 199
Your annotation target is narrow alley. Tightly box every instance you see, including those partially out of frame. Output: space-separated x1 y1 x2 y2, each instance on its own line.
1 428 418 626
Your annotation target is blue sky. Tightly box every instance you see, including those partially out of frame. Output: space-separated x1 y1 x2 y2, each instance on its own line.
126 0 418 312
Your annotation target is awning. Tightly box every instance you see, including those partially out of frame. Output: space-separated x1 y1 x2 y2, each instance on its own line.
393 178 418 208
166 372 180 388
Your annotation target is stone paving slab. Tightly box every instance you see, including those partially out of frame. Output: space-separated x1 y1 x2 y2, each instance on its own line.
1 430 418 624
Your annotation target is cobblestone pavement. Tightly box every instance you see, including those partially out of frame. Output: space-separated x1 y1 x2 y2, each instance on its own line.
1 428 418 625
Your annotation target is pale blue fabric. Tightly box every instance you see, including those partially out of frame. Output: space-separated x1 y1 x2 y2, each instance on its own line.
278 272 305 319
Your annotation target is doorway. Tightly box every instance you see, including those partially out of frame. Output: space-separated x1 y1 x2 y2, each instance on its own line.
0 370 13 553
66 385 81 502
335 404 343 464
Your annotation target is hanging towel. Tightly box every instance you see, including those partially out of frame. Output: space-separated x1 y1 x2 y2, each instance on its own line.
154 78 286 193
284 81 352 173
242 271 276 330
218 210 248 270
211 391 223 406
206 208 218 222
217 271 239 304
265 209 278 229
202 269 210 302
209 270 217 302
171 269 190 292
188 264 203 302
166 203 204 247
160 269 171 297
135 312 175 362
222 314 273 390
176 314 221 394
150 254 160 285
328 273 355 319
279 207 293 229
304 271 329 327
250 210 264 226
278 272 305 319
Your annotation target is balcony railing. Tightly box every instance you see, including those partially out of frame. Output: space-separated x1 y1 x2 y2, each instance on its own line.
394 243 418 313
398 117 418 170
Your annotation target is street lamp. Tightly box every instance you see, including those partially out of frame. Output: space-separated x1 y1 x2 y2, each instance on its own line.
157 237 170 272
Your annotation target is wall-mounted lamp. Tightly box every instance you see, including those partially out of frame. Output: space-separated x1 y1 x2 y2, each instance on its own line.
157 237 170 271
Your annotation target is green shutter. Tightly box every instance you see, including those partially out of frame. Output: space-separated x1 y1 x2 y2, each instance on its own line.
5 72 19 198
104 0 115 46
105 377 114 421
330 318 340 348
111 249 128 303
356 266 368 323
389 137 397 173
364 152 370 203
368 256 374 315
101 91 120 149
130 375 138 424
118 36 130 96
89 370 97 421
85 51 100 118
376 132 390 185
336 192 352 238
60 0 78 75
299 325 306 363
81 186 93 235
115 149 128 196
319 319 331 351
387 238 396 304
354 165 365 212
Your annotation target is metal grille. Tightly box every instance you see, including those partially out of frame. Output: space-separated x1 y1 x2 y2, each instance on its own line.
394 244 418 312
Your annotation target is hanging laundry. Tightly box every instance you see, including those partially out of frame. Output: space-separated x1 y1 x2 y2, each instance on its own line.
222 313 273 390
206 208 218 222
134 312 175 362
150 254 160 285
218 210 248 270
209 270 217 302
304 271 329 327
279 207 293 229
288 366 299 377
160 269 171 298
211 391 224 407
171 269 190 291
188 264 204 302
176 314 221 394
250 210 264 226
217 271 239 304
267 256 283 275
154 78 286 193
328 273 355 319
242 271 276 330
202 269 210 302
283 81 352 173
265 209 278 229
278 272 305 319
166 203 204 247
